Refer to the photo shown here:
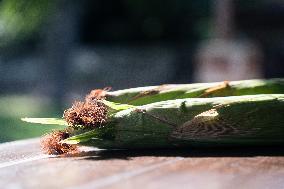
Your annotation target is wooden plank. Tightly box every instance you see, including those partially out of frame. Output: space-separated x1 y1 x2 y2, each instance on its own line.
0 139 283 189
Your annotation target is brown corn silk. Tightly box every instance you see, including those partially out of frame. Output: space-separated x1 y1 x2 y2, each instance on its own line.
40 131 78 155
63 100 108 128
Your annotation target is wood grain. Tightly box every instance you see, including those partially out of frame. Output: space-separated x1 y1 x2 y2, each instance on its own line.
0 139 283 189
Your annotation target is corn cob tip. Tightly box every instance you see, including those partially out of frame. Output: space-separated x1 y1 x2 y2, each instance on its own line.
40 131 78 155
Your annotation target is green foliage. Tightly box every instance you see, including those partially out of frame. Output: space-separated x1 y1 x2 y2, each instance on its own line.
0 0 56 47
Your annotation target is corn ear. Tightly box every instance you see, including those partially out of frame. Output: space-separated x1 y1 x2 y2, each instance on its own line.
65 94 284 148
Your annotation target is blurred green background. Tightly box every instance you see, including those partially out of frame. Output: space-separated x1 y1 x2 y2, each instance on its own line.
0 0 283 142
0 95 65 142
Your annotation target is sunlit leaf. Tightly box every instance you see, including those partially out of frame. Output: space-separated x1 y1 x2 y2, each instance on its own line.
21 118 68 126
102 100 135 111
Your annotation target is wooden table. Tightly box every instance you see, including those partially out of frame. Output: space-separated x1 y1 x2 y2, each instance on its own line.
0 138 284 189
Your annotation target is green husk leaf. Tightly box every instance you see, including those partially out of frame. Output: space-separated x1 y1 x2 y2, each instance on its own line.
107 79 284 105
62 129 101 144
102 100 135 113
21 118 68 126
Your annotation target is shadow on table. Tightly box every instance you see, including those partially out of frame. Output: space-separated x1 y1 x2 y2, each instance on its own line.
64 145 284 161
